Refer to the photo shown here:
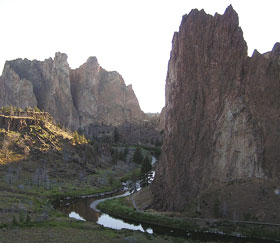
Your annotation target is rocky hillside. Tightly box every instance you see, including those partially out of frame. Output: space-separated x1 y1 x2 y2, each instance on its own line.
0 53 145 131
152 5 280 222
0 109 113 191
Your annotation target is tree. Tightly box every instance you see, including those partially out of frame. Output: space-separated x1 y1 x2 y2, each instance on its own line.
112 150 119 164
32 166 49 189
2 135 10 158
73 131 79 144
34 106 40 112
9 105 14 116
133 147 143 164
141 156 152 175
123 147 129 158
80 134 87 144
113 128 120 143
118 149 127 161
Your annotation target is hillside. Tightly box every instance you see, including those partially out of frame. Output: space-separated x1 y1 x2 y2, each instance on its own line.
0 107 126 224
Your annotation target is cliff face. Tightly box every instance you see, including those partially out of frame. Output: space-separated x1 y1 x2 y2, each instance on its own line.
0 53 79 129
152 5 280 217
70 57 144 129
0 53 144 130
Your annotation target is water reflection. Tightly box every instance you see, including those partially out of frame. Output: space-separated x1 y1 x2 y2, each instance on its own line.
69 211 86 221
53 155 277 242
97 214 153 234
58 196 100 222
57 191 154 234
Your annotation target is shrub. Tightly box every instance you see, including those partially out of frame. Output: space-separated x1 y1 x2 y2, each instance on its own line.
12 215 18 225
133 147 143 164
34 106 41 112
141 156 152 175
25 214 31 223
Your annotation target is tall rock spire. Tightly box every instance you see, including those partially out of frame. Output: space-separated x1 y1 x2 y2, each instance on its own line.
152 6 280 222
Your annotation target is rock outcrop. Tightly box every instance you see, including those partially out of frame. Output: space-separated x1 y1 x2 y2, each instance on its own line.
0 53 79 129
152 5 280 220
0 53 145 131
157 107 166 132
70 57 144 129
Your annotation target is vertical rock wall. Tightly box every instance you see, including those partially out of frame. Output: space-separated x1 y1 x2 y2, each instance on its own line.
0 53 145 130
152 6 280 214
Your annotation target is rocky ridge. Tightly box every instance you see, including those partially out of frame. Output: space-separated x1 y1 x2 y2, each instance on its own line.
0 53 145 132
152 5 280 221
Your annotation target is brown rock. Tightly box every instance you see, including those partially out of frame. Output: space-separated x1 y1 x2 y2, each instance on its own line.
70 56 145 128
152 5 280 215
0 53 145 131
0 53 79 129
0 62 37 109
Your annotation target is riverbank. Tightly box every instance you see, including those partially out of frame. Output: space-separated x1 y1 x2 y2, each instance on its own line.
0 217 194 243
97 191 280 242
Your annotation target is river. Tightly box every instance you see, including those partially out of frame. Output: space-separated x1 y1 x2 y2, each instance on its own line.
54 156 277 242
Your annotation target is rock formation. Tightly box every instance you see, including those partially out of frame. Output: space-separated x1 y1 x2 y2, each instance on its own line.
70 56 144 129
152 5 280 221
0 53 145 131
0 53 79 129
157 107 166 132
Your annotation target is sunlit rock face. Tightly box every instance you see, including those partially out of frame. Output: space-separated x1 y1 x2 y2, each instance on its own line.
0 53 79 129
0 53 145 130
152 5 280 213
0 61 37 111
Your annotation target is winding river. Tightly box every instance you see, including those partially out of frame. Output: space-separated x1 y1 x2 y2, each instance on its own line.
55 170 155 234
54 157 277 242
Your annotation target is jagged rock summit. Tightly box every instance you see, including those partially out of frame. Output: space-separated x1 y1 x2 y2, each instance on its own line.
70 56 145 129
152 5 280 221
0 53 145 130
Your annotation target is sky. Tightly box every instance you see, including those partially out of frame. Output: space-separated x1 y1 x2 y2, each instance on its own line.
0 0 279 113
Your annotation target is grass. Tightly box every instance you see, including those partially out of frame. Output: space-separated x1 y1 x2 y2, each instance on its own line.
97 197 280 241
0 217 192 243
97 198 199 232
119 168 141 183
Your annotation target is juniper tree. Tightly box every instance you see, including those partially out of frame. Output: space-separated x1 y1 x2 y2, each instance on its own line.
133 147 143 164
141 156 152 175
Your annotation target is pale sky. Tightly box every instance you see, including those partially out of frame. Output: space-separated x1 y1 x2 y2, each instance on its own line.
0 0 279 113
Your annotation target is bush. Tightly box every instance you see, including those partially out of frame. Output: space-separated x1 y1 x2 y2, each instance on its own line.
133 147 143 164
97 198 198 231
141 156 152 175
19 210 25 223
34 106 41 112
113 128 120 143
12 215 18 225
26 214 31 223
72 131 87 144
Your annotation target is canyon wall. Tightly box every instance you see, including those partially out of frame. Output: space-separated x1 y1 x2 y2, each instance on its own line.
152 5 280 220
0 53 145 131
70 56 144 129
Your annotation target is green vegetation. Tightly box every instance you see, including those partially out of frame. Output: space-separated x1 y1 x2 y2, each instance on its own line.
98 197 280 241
97 198 199 232
236 224 280 241
72 131 88 144
0 107 192 242
141 156 152 175
0 218 185 243
120 168 141 183
133 147 144 164
113 127 120 143
131 144 161 159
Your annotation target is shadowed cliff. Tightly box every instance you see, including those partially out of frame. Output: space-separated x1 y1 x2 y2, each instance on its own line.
152 5 280 222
